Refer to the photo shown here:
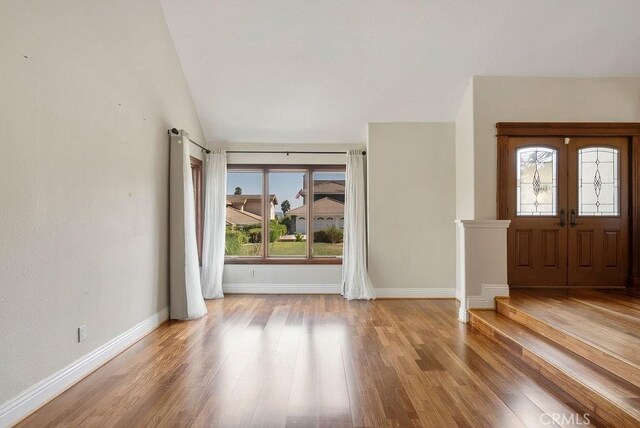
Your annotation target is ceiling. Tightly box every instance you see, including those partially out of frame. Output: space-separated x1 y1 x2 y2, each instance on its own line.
160 0 640 144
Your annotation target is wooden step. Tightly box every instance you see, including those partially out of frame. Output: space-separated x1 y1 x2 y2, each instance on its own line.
496 296 640 389
469 310 640 428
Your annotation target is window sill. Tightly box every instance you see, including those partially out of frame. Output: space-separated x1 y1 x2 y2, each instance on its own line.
225 258 342 265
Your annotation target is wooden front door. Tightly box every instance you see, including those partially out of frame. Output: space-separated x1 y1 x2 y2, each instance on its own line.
567 138 629 286
506 136 629 287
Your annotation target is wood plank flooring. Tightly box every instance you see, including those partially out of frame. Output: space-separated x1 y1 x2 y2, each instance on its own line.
498 289 640 389
19 296 597 427
470 289 640 428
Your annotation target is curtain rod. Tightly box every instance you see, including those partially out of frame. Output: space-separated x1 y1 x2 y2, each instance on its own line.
227 150 365 155
170 129 365 155
170 128 211 153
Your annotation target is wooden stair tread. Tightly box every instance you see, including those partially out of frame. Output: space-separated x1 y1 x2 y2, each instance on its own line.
507 292 640 328
498 295 640 370
469 310 640 422
577 289 640 312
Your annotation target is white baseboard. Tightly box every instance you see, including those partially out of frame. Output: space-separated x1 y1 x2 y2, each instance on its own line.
466 284 510 309
223 283 341 294
374 288 456 298
0 306 169 428
458 306 469 323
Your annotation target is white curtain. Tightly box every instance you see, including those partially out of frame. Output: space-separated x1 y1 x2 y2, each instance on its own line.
169 130 207 320
201 150 227 299
341 150 376 300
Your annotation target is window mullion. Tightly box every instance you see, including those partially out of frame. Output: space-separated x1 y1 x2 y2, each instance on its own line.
307 168 312 260
262 168 268 260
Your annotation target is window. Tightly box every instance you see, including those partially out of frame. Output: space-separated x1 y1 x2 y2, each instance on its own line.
225 171 263 257
225 165 345 264
190 156 203 265
578 147 620 216
311 171 346 257
516 147 557 216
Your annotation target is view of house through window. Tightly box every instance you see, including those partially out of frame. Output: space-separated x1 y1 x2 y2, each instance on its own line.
225 171 263 257
268 171 307 257
225 166 345 262
309 171 345 256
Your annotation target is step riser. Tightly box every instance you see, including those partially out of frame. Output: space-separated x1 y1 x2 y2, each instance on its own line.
469 312 639 428
496 300 640 389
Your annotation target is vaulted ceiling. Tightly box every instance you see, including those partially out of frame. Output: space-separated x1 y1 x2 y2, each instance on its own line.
160 0 640 144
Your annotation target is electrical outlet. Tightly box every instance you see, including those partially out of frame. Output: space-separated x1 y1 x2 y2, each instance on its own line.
78 325 87 343
249 269 255 278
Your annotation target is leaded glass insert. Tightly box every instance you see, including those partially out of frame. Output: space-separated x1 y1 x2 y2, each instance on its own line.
516 147 557 216
578 147 619 216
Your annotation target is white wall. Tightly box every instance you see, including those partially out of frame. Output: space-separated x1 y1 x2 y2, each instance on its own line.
223 265 343 293
0 0 205 405
472 76 640 219
455 80 475 220
367 123 456 294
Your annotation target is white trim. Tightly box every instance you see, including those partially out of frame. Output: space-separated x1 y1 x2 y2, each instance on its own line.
223 283 341 294
0 307 169 428
455 219 511 228
456 224 467 323
374 288 456 298
466 284 510 310
458 306 469 323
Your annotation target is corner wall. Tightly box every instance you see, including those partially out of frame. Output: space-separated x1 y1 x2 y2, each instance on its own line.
367 123 456 296
0 0 205 407
455 80 475 220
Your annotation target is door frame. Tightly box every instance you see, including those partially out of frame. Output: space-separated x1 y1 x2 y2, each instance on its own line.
496 122 640 288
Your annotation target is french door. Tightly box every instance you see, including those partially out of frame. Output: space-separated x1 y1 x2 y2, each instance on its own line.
506 137 629 287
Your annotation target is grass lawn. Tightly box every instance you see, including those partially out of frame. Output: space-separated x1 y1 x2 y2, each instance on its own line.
227 242 343 257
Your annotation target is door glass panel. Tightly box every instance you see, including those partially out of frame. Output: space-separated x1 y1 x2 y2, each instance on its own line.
578 147 619 216
516 147 558 216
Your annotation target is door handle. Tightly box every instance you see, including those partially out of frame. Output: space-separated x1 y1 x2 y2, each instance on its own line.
554 209 566 227
570 209 583 227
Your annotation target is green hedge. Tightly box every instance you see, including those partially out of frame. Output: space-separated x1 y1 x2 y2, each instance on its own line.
225 228 248 255
234 220 287 244
313 226 343 244
269 220 287 242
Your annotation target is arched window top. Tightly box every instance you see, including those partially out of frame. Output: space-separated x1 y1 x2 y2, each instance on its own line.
317 217 325 220
299 217 305 221
326 217 333 220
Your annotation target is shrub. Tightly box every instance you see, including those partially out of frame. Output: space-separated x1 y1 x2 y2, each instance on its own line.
238 221 287 244
225 228 248 255
269 220 287 243
314 226 343 244
294 232 304 242
246 227 262 243
280 216 295 234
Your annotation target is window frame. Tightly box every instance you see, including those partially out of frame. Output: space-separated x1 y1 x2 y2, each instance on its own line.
190 156 204 266
225 164 345 265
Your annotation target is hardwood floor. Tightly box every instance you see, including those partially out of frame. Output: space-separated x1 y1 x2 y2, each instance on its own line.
19 296 597 427
499 289 640 388
470 289 640 428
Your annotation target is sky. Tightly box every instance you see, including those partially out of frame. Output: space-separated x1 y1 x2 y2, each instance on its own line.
227 171 344 214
